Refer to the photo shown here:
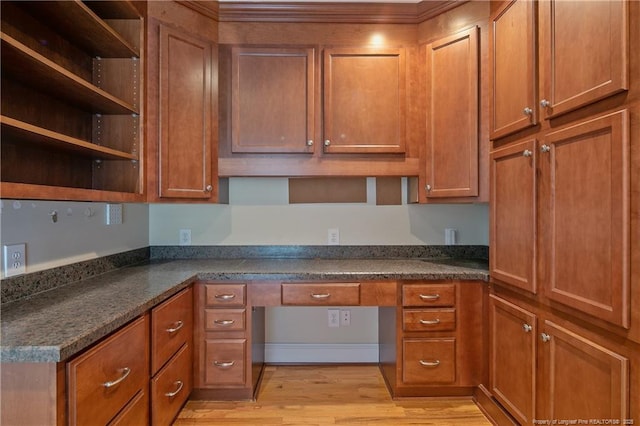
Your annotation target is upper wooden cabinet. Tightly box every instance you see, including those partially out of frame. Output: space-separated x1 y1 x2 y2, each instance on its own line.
145 2 219 202
323 48 406 154
0 0 144 202
231 47 315 154
489 0 537 139
424 27 479 199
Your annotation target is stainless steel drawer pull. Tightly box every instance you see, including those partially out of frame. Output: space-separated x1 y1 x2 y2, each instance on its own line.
419 294 440 301
420 318 441 325
214 361 235 368
419 360 440 367
311 293 331 299
103 367 131 388
215 294 236 301
166 320 184 333
165 380 184 398
214 319 235 326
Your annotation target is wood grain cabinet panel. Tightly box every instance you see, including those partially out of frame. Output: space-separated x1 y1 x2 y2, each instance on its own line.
151 287 193 375
282 282 360 306
231 47 315 154
403 309 456 332
490 139 536 293
489 0 537 139
323 47 406 154
539 110 630 328
402 338 456 384
204 339 247 386
538 321 629 421
151 344 193 426
67 315 149 426
489 295 536 426
205 283 247 307
402 283 456 307
539 0 628 119
205 308 246 332
158 23 214 199
425 26 479 198
108 390 149 426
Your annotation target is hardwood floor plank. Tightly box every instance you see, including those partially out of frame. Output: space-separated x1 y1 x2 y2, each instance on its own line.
175 365 492 425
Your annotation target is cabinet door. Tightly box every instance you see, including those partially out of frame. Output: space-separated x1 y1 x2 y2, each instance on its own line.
490 139 536 293
538 321 629 421
489 0 537 139
539 0 628 119
425 27 479 198
158 24 214 199
489 295 536 426
231 47 315 154
323 48 406 154
539 110 630 327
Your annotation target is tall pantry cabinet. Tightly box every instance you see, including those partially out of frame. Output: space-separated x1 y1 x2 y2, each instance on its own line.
486 0 639 423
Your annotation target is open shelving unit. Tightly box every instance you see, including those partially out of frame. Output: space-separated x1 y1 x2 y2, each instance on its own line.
0 0 144 202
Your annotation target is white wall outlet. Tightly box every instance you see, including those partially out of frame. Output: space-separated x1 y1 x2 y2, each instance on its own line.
179 229 192 246
105 204 123 225
3 243 26 277
445 228 457 245
327 228 340 245
328 309 340 328
340 309 351 326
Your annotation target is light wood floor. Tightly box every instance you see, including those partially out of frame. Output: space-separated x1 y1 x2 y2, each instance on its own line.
174 365 493 425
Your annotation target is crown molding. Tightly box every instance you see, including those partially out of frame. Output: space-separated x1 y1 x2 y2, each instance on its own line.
218 1 466 24
177 0 220 21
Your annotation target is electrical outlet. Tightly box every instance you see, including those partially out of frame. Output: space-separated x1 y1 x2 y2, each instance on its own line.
445 228 457 245
3 243 26 277
328 309 340 328
340 309 351 326
179 229 192 246
105 204 123 225
327 228 340 245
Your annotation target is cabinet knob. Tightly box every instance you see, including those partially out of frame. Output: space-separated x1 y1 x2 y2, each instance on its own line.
425 184 432 192
523 149 533 157
540 99 550 108
307 140 314 146
523 107 533 116
540 144 551 153
522 323 532 333
324 139 331 147
541 332 551 342
205 184 213 192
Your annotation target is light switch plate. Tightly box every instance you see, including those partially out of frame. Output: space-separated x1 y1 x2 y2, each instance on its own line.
3 243 26 277
105 204 123 225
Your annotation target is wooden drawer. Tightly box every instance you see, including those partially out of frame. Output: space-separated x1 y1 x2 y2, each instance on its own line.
402 283 456 307
403 309 456 332
204 339 247 386
108 390 148 426
402 338 456 384
282 283 360 305
205 308 246 332
68 315 149 426
151 344 193 426
152 287 193 374
205 284 246 307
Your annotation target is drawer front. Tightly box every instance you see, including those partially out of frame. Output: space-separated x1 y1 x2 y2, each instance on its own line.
108 390 148 426
282 283 360 306
68 315 149 426
403 309 456 332
402 338 456 384
151 344 193 426
205 284 246 307
205 339 246 386
402 284 456 307
152 287 193 374
205 308 246 332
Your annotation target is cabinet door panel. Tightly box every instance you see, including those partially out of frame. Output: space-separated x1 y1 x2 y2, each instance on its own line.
489 0 537 139
323 48 405 154
232 47 315 153
425 27 479 198
490 139 536 293
159 24 213 198
539 321 629 421
539 0 628 118
540 110 629 327
489 295 536 426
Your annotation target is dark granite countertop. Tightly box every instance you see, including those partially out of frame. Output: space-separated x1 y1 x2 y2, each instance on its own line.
0 257 488 363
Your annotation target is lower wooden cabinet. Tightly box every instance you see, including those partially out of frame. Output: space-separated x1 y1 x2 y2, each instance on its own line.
151 343 193 426
402 338 456 384
488 293 631 425
204 339 247 386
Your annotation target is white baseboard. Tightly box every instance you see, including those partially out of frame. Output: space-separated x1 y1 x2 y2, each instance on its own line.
265 343 379 363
